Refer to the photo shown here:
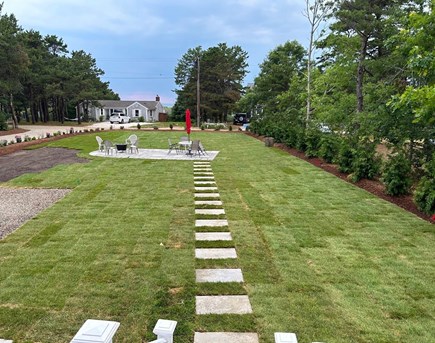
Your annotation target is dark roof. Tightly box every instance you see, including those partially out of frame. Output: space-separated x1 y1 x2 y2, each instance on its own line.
96 100 159 110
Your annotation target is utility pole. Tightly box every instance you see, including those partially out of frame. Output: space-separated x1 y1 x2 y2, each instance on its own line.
196 56 200 127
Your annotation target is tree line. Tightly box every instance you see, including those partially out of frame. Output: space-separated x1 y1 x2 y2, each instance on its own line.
0 4 118 129
238 0 434 215
172 43 248 123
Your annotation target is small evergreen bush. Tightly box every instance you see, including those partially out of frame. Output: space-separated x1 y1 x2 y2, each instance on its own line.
337 140 354 173
0 111 8 131
318 134 340 163
382 151 412 196
350 141 381 182
414 154 435 214
304 128 321 158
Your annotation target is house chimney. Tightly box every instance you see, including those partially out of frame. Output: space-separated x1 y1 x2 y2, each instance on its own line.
156 95 160 102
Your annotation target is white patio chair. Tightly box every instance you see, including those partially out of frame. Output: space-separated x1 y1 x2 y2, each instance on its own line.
126 134 139 153
168 138 180 154
96 136 105 152
103 140 117 155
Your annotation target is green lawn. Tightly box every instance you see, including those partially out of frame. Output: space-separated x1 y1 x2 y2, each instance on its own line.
0 131 433 343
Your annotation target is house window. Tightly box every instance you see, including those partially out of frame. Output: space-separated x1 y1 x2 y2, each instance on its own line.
135 109 140 117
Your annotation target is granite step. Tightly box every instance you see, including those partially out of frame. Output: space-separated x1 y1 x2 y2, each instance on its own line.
194 181 217 185
195 232 232 241
195 209 225 215
195 248 237 259
196 295 253 314
194 332 259 343
194 176 215 180
194 193 220 199
193 172 214 175
195 187 218 191
196 268 244 283
195 219 228 227
195 200 223 206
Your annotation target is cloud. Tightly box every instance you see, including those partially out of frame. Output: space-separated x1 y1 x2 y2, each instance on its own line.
3 0 166 36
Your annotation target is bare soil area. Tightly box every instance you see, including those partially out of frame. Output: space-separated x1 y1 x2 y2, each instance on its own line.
0 147 88 182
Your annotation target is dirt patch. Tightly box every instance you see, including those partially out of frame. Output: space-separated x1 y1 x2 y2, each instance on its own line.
246 132 433 224
0 128 29 137
0 147 88 182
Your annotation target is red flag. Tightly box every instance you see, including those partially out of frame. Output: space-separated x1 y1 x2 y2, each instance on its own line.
185 109 191 136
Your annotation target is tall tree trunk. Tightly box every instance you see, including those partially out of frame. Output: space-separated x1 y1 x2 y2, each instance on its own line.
9 93 18 129
356 34 368 113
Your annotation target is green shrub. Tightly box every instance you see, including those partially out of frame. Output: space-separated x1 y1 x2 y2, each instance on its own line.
350 141 381 182
337 140 354 173
99 115 104 122
382 152 412 196
153 126 159 130
137 123 141 129
305 128 321 158
319 134 340 163
229 125 233 131
169 123 173 130
0 111 8 131
139 116 145 122
414 154 435 214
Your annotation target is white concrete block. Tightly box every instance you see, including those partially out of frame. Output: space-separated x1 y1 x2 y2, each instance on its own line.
195 219 228 227
196 269 244 283
274 332 298 343
196 295 253 314
195 187 218 191
70 319 120 343
194 332 259 343
153 319 177 343
195 232 232 241
195 200 223 206
195 209 225 215
195 248 237 259
194 181 217 185
194 193 220 198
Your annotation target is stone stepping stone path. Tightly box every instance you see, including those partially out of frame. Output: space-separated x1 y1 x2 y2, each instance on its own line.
194 186 219 191
194 193 220 198
195 232 232 241
195 248 237 259
194 332 259 343
195 219 228 227
195 209 225 215
194 181 217 185
192 162 258 342
196 295 252 314
195 200 223 206
196 269 244 283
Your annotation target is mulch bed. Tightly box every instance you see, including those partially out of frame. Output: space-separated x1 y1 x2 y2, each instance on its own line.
0 128 29 137
246 132 433 224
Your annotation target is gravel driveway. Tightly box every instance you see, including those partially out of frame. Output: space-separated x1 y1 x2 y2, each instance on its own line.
0 187 71 239
0 147 88 239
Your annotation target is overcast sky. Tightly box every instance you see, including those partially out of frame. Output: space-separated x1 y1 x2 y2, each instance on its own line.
4 0 310 106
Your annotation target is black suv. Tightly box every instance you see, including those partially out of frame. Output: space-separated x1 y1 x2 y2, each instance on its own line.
233 113 251 125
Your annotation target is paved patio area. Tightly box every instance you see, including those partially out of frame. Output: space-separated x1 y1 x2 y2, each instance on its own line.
89 148 219 161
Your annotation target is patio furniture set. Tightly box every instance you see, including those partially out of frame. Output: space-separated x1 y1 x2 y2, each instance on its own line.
96 135 139 155
168 137 208 156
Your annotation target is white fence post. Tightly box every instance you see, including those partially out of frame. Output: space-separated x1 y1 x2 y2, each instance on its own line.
152 319 177 343
274 332 298 343
70 319 120 343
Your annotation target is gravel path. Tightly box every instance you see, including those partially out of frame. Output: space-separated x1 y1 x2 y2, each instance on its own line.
0 187 71 239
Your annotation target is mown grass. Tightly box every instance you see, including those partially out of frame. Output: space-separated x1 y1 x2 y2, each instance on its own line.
0 130 434 342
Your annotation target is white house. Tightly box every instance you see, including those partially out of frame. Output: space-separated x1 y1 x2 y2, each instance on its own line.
81 96 166 122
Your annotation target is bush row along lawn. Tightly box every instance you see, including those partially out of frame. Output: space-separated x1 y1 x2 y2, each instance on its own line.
0 131 433 342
